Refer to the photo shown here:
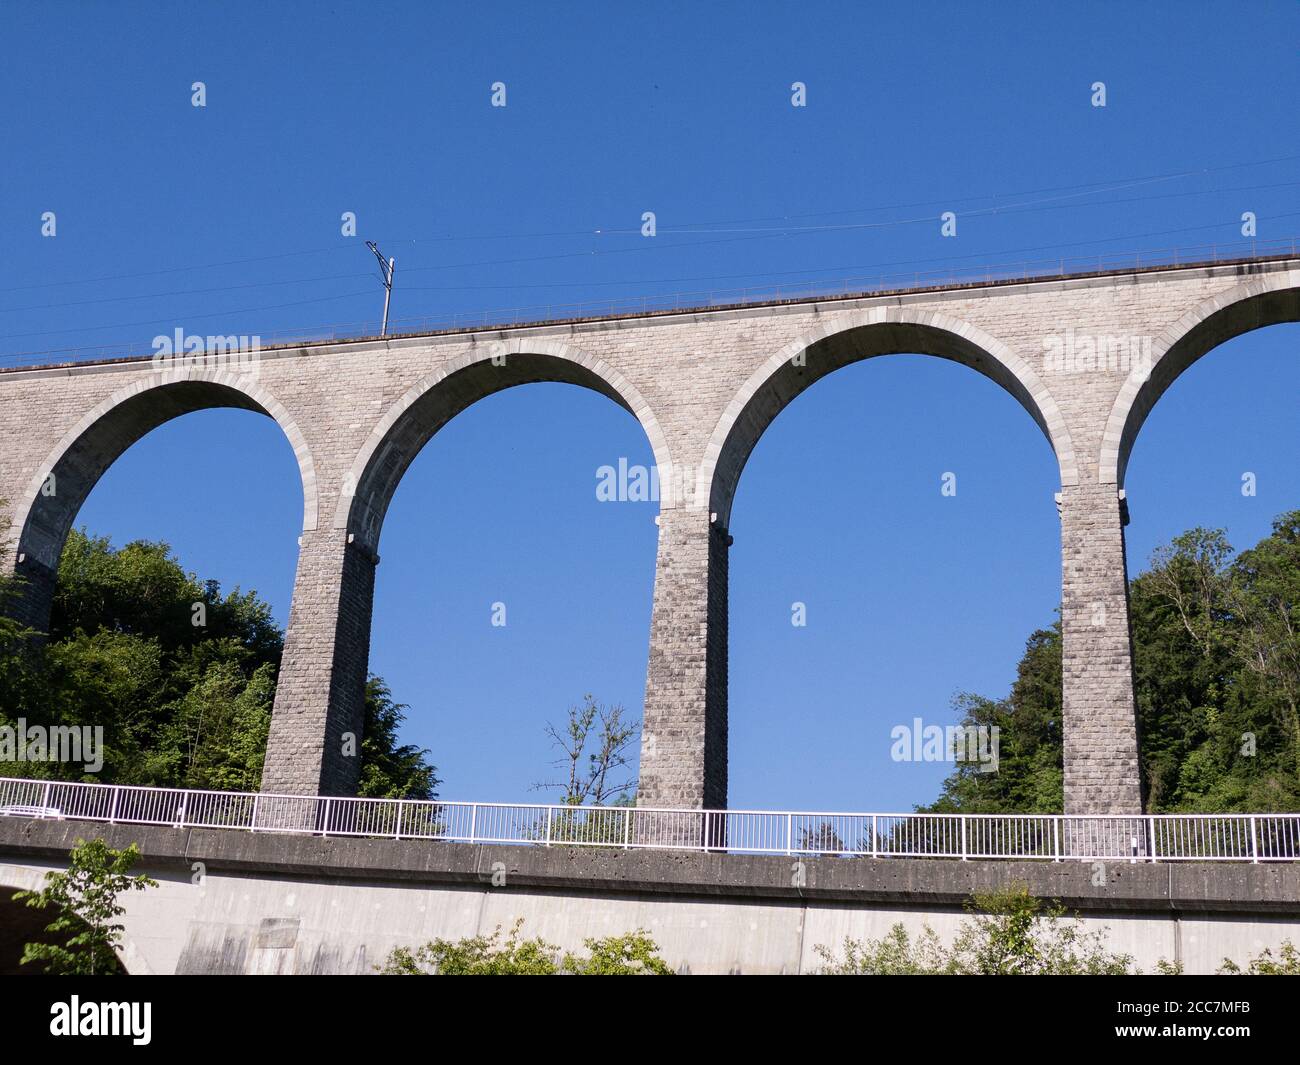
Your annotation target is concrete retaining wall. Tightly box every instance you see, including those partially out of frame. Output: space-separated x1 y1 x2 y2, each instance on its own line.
2 817 1297 974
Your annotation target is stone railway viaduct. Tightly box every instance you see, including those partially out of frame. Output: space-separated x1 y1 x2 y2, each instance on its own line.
2 254 1297 815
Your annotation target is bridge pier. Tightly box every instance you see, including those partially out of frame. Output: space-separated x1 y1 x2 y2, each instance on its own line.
262 529 376 796
637 507 729 810
1059 483 1143 816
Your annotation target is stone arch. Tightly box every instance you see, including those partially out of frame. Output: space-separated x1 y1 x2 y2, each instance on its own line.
699 308 1077 527
1100 269 1300 486
334 339 673 552
6 368 318 628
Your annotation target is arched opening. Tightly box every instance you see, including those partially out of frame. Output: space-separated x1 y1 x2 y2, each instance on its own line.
3 373 309 789
1115 297 1300 812
702 311 1076 526
711 316 1068 811
1102 273 1300 489
338 344 672 553
348 346 667 802
1123 322 1300 554
9 374 316 633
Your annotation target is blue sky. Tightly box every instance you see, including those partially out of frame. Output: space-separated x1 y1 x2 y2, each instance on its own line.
2 2 1297 810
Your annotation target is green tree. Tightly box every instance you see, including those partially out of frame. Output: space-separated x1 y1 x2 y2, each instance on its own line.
927 511 1300 814
12 838 157 975
0 529 438 797
922 625 1064 814
357 677 440 800
0 501 41 715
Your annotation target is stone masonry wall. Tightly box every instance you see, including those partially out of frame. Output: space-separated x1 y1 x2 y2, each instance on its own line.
1059 483 1142 814
1 258 1295 813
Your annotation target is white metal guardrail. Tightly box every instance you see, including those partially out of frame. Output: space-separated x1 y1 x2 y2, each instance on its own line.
0 776 1297 862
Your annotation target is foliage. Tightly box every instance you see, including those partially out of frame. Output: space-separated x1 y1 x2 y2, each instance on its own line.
378 918 673 975
357 676 440 800
0 528 437 797
814 923 950 975
12 838 156 975
1219 941 1300 975
926 511 1300 813
815 884 1141 975
561 931 674 975
0 505 43 719
381 920 562 975
797 821 847 854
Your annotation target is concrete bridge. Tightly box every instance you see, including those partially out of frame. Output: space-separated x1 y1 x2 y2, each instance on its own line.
3 252 1298 814
3 813 1298 975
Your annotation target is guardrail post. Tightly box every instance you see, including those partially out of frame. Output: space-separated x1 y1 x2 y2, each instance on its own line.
871 815 878 858
1249 816 1259 864
1147 816 1157 863
395 802 403 841
250 794 260 832
786 813 793 856
177 791 189 829
322 798 331 838
1053 817 1061 861
960 818 968 860
109 786 120 825
469 803 478 844
623 808 632 850
545 807 553 847
41 780 51 811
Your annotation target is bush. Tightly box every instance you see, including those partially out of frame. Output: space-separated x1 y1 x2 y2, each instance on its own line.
1219 941 1300 975
379 919 672 975
816 883 1145 975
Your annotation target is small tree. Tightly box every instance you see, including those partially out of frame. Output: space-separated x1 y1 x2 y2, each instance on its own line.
533 695 637 806
13 838 157 975
797 821 847 854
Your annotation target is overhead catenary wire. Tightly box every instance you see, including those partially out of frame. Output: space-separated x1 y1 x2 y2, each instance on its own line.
3 214 1295 356
0 291 377 342
2 150 1296 298
5 173 1292 321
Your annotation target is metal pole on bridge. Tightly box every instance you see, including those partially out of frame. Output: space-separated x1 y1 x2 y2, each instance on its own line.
366 241 396 336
